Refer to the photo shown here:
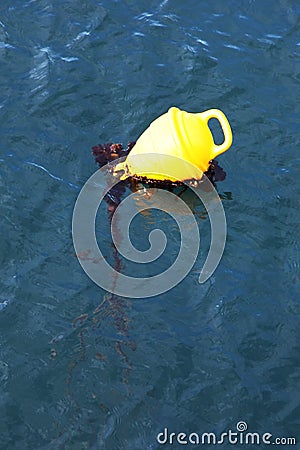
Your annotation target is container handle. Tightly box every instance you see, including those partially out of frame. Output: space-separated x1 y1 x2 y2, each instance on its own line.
200 109 233 158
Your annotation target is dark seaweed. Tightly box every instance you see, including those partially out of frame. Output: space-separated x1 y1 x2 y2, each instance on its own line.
92 141 226 206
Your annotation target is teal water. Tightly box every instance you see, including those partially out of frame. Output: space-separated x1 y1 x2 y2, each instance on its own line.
1 0 300 449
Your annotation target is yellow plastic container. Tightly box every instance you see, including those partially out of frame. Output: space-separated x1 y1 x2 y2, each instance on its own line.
114 106 232 182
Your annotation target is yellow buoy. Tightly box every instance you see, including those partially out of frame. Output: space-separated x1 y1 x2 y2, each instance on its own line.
114 106 233 182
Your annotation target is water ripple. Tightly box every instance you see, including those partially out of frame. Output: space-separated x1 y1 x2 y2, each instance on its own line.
24 161 80 189
29 47 51 94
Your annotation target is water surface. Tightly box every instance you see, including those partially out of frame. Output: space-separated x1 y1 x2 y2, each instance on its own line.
0 0 299 448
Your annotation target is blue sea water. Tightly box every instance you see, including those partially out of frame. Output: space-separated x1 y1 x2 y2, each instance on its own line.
0 0 299 449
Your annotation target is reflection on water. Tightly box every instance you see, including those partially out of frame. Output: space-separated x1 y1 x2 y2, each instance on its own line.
0 0 299 448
